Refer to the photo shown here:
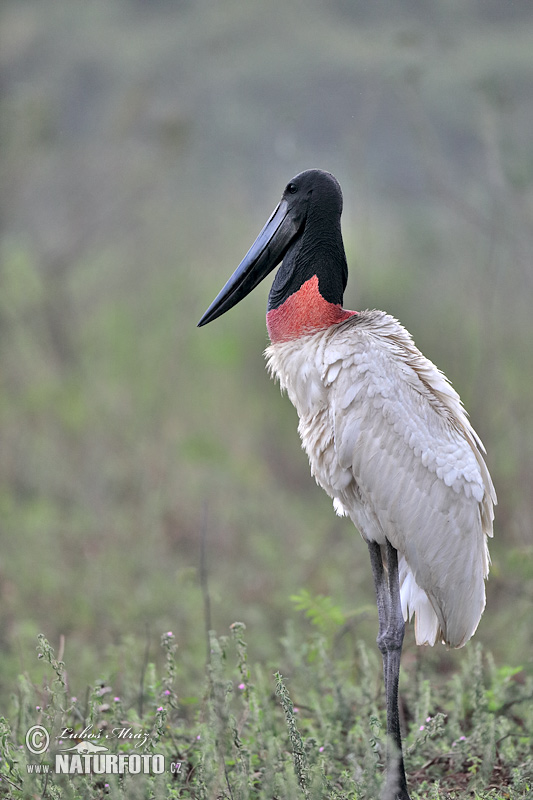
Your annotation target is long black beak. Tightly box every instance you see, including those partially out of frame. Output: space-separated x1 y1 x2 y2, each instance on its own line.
198 198 301 326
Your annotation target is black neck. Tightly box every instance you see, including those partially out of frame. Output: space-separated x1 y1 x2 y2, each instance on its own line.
268 208 348 311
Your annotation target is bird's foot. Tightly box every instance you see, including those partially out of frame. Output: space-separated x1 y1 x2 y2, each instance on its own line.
382 777 411 800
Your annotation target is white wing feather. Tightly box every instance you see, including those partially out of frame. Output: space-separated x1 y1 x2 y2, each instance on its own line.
266 310 496 649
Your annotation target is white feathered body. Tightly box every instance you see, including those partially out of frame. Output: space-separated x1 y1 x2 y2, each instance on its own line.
265 310 496 648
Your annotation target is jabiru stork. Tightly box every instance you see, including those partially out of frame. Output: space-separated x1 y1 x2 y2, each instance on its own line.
198 169 496 800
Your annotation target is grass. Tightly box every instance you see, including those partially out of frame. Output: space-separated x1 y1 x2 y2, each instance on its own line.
0 612 531 799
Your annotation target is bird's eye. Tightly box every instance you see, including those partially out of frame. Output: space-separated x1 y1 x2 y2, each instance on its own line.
287 182 298 194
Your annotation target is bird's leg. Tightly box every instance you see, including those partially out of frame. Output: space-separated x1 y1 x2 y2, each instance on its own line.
367 540 411 800
382 539 410 800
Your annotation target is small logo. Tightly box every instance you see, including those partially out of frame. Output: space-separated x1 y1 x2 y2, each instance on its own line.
26 725 50 755
24 724 174 776
61 741 109 754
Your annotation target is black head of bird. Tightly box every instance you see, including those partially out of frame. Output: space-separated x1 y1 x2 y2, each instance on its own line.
198 169 349 339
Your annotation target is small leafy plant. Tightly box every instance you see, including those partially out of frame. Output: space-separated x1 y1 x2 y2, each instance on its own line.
0 612 531 799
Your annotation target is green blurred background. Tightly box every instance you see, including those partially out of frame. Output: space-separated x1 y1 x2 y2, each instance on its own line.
1 0 532 706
